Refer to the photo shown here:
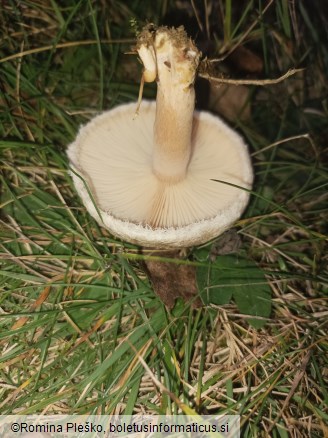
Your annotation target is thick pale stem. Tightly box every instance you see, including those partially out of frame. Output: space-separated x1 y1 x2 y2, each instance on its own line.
137 26 201 183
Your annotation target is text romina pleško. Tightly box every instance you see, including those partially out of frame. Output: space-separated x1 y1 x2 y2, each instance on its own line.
16 422 103 433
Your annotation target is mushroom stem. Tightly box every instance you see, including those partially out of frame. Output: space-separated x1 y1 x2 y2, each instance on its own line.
137 26 201 183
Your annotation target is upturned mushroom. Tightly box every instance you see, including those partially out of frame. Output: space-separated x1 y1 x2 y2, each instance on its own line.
67 25 253 249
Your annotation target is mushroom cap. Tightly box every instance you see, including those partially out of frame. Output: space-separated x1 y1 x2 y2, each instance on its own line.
67 101 253 248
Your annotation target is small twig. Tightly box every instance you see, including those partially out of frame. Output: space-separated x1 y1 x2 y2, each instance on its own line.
199 68 304 86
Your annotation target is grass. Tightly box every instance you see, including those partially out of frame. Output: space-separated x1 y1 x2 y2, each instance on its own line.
0 0 327 436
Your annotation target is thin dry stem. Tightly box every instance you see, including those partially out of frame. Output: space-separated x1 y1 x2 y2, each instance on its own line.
190 0 204 32
0 39 133 64
251 133 318 158
199 68 304 86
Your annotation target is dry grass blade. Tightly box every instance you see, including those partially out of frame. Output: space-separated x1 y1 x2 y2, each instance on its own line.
0 39 133 64
267 349 312 433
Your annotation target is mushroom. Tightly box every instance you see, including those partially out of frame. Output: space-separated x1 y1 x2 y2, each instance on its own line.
67 25 253 250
